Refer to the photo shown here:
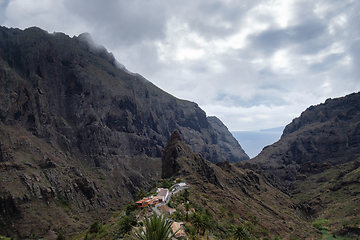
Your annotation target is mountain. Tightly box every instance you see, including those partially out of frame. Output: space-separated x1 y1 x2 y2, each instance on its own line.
240 92 360 185
0 26 248 238
161 130 320 239
237 92 360 237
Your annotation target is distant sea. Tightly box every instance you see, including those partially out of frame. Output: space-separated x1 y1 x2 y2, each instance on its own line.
231 126 284 159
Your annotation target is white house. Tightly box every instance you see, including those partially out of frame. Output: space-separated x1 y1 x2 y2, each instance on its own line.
156 188 170 202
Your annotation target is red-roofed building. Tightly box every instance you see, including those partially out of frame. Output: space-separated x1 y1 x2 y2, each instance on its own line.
135 196 163 209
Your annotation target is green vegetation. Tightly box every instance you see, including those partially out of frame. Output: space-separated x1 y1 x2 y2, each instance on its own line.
190 210 215 235
0 236 12 240
160 179 173 189
132 213 177 240
137 188 146 200
233 225 250 240
312 218 329 231
182 188 190 202
115 214 137 237
88 221 102 234
125 203 138 215
57 194 70 207
320 230 352 240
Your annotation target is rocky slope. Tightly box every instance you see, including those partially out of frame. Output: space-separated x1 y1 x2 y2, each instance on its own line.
240 92 360 185
0 26 248 238
161 130 320 239
236 92 360 238
289 159 360 238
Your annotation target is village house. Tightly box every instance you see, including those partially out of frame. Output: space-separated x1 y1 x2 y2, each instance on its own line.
171 221 186 239
159 205 176 215
135 196 163 209
156 188 170 202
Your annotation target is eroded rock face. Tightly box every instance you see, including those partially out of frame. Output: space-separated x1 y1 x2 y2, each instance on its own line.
241 92 360 185
0 26 248 238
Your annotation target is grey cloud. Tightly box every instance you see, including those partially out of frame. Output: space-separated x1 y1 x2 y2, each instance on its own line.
247 20 327 56
183 1 255 39
349 40 360 80
64 0 168 47
309 53 344 73
0 1 9 23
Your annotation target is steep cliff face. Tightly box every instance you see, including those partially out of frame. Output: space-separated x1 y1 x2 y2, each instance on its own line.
0 26 248 238
241 92 360 184
0 26 246 166
207 116 249 162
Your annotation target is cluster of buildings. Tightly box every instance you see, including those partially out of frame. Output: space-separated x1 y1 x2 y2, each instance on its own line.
135 188 170 209
134 183 189 239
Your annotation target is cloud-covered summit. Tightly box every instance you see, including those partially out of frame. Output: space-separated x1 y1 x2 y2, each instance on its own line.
1 0 359 131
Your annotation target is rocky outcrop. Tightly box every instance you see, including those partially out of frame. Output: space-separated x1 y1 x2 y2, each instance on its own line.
162 130 221 187
240 92 360 185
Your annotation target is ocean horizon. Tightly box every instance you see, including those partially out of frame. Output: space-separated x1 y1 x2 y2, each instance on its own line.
231 128 284 159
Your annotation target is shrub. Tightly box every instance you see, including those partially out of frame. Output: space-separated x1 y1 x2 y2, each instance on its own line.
125 203 138 215
250 215 259 224
116 214 137 237
312 218 329 230
88 220 102 234
233 225 250 240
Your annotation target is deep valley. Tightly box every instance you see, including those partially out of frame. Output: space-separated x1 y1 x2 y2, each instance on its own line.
0 26 359 240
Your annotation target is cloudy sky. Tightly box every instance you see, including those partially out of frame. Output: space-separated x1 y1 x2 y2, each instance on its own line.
1 0 360 132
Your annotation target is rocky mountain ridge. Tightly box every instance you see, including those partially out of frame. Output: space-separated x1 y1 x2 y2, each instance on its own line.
240 92 360 185
237 92 360 237
0 26 248 238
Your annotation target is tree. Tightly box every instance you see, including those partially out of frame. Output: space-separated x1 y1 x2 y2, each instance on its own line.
161 179 172 189
116 214 137 237
137 188 146 200
200 213 214 236
183 189 190 202
132 213 178 240
126 203 138 215
191 212 203 234
88 220 102 234
184 202 191 221
190 211 215 236
233 225 250 240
